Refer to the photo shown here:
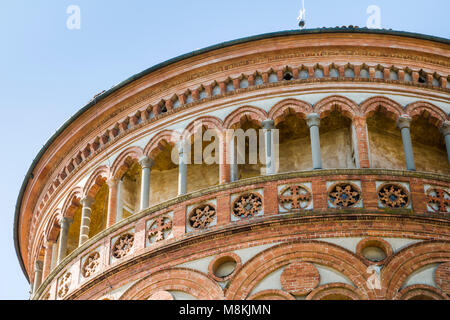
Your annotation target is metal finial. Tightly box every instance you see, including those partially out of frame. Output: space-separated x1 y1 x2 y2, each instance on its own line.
297 0 306 29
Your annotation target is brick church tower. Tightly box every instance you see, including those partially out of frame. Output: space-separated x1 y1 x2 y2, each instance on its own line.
15 28 450 300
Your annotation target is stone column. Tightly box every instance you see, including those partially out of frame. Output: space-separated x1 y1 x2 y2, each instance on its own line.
42 240 55 280
79 196 94 246
50 241 58 271
139 156 154 210
178 143 188 195
262 119 276 175
106 178 119 227
219 135 230 184
306 113 322 170
33 260 43 294
352 116 371 168
441 122 450 166
397 115 416 171
57 217 73 264
229 134 238 182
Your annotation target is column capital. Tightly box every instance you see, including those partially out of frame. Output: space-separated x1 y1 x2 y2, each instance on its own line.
397 114 412 129
352 116 367 127
306 113 321 128
44 239 56 248
81 196 95 208
139 156 154 169
58 216 73 228
106 177 119 188
34 260 43 271
261 119 275 130
441 121 450 136
176 140 188 154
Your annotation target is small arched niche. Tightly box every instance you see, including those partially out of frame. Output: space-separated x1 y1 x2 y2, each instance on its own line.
117 160 142 220
186 125 220 193
319 110 355 169
232 119 264 180
276 113 312 172
410 114 449 174
367 111 405 170
149 141 179 206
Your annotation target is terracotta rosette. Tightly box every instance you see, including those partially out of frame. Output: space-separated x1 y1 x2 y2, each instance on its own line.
82 251 101 278
188 203 216 229
377 183 410 209
232 192 263 218
278 184 312 211
112 233 134 259
327 182 362 208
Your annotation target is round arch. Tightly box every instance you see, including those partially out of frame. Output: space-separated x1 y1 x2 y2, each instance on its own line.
61 187 82 219
223 105 268 129
313 95 359 119
82 165 110 199
44 209 62 242
225 240 373 300
381 241 450 299
306 283 363 300
110 146 144 179
406 101 448 128
119 268 224 300
143 129 181 159
182 116 224 142
394 284 448 300
360 96 404 121
268 98 313 125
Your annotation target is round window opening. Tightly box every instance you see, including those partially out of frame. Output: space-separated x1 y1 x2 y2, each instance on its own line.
356 238 393 265
361 246 387 262
212 256 237 279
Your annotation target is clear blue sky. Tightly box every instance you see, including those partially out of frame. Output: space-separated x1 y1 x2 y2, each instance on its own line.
0 0 448 300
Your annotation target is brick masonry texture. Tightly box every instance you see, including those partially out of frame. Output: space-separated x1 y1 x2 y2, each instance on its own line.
16 30 450 300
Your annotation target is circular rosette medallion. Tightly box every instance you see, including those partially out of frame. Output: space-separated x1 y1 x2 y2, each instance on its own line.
328 182 361 208
232 193 263 218
147 216 173 243
426 188 450 213
57 272 72 298
377 183 409 208
112 233 134 259
188 204 216 229
82 251 101 278
279 185 312 211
